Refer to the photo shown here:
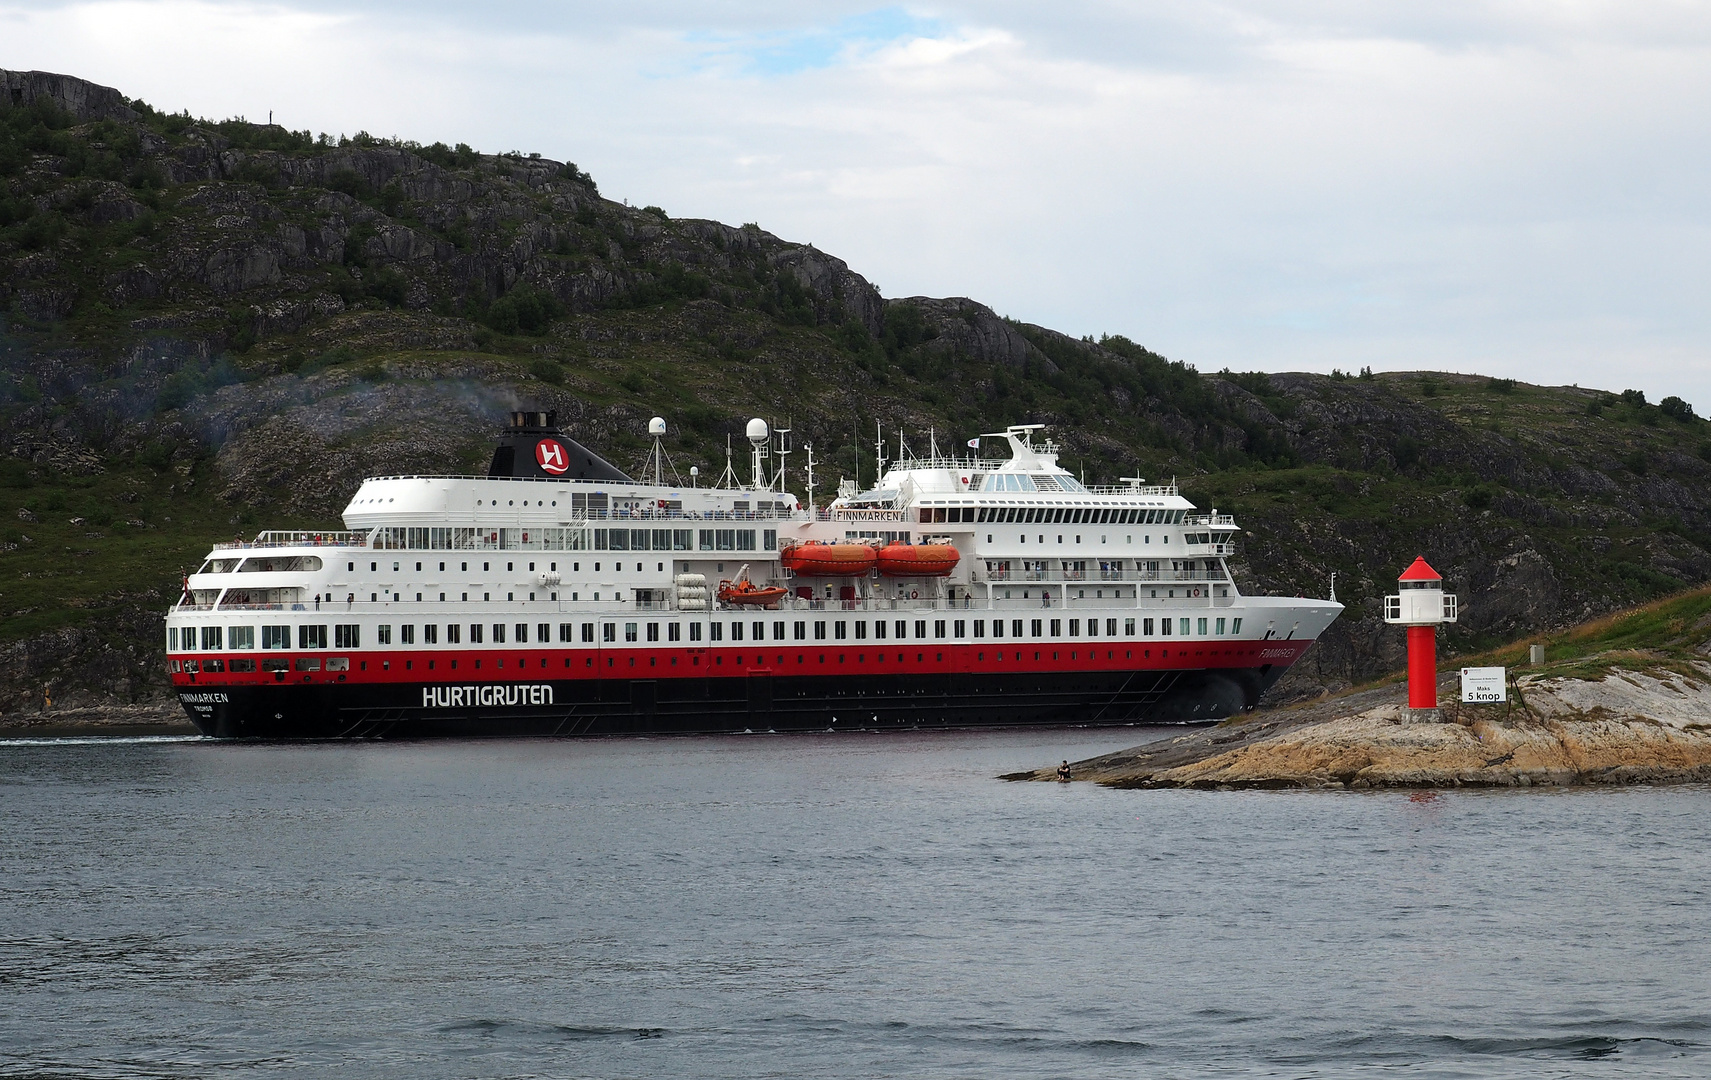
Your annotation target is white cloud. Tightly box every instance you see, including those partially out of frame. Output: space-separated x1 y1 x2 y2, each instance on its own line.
4 0 1711 407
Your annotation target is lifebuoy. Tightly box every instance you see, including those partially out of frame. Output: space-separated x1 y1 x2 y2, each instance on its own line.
910 589 919 600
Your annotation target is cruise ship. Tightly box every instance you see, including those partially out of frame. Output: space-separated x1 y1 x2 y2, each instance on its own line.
165 412 1342 737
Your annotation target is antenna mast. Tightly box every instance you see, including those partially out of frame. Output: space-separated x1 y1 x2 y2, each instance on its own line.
717 434 740 490
772 422 792 493
805 442 818 517
874 420 887 478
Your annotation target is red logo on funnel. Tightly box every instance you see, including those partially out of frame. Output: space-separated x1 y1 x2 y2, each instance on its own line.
535 439 570 475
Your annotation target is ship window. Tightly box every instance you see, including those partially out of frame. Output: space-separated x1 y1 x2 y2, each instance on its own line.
1011 620 1023 637
834 621 846 640
537 623 550 643
953 620 965 638
669 623 681 642
794 621 806 640
200 626 222 650
915 620 927 639
1049 619 1061 636
294 657 321 672
1069 619 1079 637
690 623 702 642
1232 618 1242 634
710 622 722 642
297 625 328 649
326 657 350 672
813 622 826 640
1030 619 1042 637
934 620 946 638
716 530 735 551
334 625 359 648
1179 618 1191 636
487 624 502 644
646 622 660 642
230 658 256 672
377 625 392 645
972 620 983 638
228 626 255 650
855 621 867 640
468 624 482 644
603 623 616 643
514 623 528 643
1198 618 1209 636
763 529 777 550
1216 618 1226 635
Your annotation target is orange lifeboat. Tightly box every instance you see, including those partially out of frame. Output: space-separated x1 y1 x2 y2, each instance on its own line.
717 578 788 607
780 542 877 577
876 542 960 577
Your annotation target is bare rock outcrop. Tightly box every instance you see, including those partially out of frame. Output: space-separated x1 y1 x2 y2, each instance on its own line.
1020 666 1711 789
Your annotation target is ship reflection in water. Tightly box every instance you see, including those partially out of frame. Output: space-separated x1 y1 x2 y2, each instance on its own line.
3 728 1708 1078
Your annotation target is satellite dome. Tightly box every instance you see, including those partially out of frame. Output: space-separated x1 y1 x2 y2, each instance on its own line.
648 416 666 437
746 418 769 443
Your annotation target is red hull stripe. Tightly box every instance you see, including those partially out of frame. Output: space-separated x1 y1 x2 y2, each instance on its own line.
170 639 1313 689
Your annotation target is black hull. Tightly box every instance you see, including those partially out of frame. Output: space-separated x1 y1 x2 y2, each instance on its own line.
178 666 1286 739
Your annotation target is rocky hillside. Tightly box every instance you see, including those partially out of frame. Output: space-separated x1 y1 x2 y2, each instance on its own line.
4 68 1711 714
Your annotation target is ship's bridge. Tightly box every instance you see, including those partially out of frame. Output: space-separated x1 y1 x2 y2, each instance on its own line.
828 424 1187 518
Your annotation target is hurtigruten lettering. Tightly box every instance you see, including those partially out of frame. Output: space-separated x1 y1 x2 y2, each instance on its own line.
423 684 554 708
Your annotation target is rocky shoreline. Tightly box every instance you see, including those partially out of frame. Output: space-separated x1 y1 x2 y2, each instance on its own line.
1012 667 1711 789
0 704 197 739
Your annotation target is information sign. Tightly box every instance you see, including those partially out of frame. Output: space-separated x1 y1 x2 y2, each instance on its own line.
1460 667 1507 703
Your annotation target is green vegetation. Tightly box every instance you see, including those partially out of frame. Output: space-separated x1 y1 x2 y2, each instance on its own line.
1450 585 1711 685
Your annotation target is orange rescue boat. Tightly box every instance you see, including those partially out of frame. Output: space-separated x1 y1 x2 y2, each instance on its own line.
781 542 878 577
717 577 788 607
876 542 960 577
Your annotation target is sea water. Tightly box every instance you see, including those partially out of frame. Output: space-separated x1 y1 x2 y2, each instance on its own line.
2 728 1708 1078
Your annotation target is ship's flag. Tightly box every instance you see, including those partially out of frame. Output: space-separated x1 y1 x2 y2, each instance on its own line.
967 438 979 450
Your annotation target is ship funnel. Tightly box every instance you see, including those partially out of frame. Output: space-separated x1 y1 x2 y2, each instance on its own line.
487 410 632 482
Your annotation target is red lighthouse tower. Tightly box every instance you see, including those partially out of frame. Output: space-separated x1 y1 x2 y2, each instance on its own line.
1383 556 1458 717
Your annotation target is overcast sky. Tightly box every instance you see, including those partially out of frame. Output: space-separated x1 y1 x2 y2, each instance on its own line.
6 1 1711 408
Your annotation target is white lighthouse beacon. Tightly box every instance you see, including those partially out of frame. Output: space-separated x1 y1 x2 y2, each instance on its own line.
1384 556 1458 717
